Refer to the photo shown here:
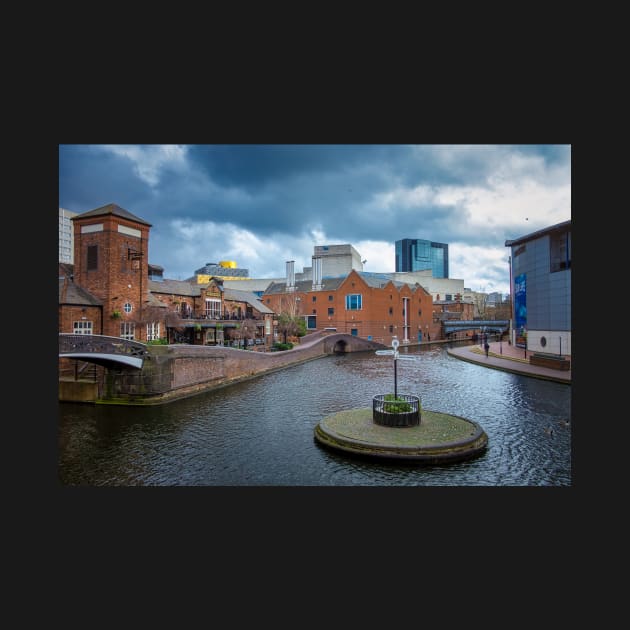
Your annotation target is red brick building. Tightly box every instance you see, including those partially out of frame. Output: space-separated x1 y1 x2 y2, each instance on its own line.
58 204 274 346
433 298 475 320
262 270 438 345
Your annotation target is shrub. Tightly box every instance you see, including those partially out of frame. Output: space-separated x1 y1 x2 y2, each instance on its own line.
146 338 168 345
272 342 294 351
382 394 413 413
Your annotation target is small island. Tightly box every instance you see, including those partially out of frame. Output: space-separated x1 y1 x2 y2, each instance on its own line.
314 337 488 464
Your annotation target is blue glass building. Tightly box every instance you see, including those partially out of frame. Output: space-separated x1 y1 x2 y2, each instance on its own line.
395 238 449 278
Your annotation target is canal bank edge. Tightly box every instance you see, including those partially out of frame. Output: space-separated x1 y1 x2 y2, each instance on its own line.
59 333 386 406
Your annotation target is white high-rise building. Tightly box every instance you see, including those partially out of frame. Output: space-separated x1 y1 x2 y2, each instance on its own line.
59 208 77 263
313 244 364 277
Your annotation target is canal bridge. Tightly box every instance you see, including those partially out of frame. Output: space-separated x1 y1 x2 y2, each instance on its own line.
59 334 148 369
442 320 509 336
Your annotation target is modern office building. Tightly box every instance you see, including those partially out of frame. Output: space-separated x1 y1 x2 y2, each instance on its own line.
505 219 571 355
395 238 449 278
59 208 78 263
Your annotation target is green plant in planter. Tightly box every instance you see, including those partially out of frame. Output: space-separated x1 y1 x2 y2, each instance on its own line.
194 323 202 331
111 310 122 319
382 394 413 413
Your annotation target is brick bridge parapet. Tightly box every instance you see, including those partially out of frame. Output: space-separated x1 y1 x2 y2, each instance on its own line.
77 333 386 405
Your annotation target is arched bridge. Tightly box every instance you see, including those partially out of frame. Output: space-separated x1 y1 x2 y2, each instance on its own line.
443 320 509 336
59 334 148 369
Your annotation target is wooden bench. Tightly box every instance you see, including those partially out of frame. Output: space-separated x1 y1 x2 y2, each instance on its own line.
529 352 571 371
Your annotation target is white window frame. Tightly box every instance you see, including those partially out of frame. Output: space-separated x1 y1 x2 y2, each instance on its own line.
120 322 135 340
205 298 222 319
73 320 93 334
345 293 362 310
146 322 160 341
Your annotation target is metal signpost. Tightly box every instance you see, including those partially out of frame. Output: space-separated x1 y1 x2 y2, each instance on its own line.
375 336 415 398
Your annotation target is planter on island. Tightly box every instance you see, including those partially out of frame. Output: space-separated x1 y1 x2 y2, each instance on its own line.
372 393 421 427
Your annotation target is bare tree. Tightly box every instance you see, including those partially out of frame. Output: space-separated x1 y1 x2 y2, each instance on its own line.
276 293 304 343
278 293 301 317
472 289 489 319
493 294 512 321
240 318 258 348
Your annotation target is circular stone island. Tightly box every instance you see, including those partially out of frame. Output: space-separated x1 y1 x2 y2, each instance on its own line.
314 408 488 464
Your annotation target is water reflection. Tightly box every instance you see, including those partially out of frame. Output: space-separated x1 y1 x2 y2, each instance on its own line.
58 343 571 486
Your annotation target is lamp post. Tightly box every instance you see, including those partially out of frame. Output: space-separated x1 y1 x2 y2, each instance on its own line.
500 332 503 354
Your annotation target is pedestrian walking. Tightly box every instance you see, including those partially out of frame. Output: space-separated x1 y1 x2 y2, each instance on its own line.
484 340 490 357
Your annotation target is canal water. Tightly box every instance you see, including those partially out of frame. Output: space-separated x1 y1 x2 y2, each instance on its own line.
58 342 572 486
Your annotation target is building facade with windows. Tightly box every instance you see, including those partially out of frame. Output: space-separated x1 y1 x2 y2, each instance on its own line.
395 238 449 278
505 219 571 355
312 244 364 277
59 208 78 263
262 268 438 345
58 204 274 346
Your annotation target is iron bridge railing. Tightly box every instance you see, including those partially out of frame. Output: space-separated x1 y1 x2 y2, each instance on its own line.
59 334 148 359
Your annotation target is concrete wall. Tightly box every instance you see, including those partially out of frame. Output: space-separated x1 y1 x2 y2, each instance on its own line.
59 380 99 402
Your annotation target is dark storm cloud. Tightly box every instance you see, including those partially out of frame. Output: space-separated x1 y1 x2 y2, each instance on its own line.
164 144 496 241
59 145 149 212
185 144 411 190
60 144 547 242
132 145 420 236
59 144 571 294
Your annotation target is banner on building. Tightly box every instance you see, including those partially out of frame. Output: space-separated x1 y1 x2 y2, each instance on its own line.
514 273 527 348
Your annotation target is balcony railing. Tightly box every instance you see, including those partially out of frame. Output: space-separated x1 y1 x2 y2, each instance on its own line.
179 312 263 321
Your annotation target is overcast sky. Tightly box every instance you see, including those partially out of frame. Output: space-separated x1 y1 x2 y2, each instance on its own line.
59 144 571 296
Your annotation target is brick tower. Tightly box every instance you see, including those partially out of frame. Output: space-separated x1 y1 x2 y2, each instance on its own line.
72 204 152 339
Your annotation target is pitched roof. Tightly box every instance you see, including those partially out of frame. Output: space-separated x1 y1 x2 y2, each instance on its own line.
59 262 74 279
58 278 102 306
147 278 201 297
263 271 418 294
263 277 346 295
146 279 273 313
222 287 274 314
145 292 167 308
74 203 152 227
